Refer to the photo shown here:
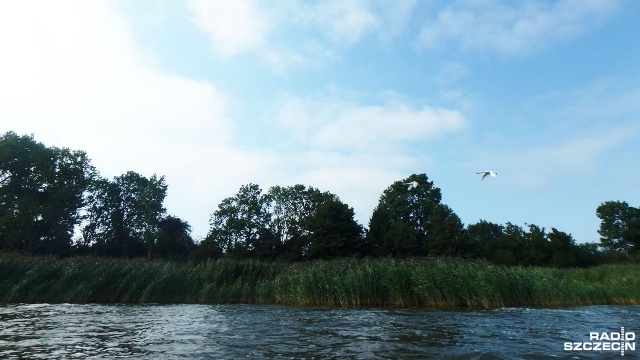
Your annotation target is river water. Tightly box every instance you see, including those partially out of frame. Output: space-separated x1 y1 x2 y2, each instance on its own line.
0 304 637 359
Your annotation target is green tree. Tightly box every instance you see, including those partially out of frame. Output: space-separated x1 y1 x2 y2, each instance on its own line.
622 216 640 257
205 183 346 260
521 224 550 266
304 197 364 259
425 204 466 257
575 242 602 267
155 215 195 260
486 222 525 265
193 237 223 261
0 132 96 255
206 183 269 256
250 228 281 259
596 201 639 254
82 172 167 257
546 228 579 267
367 174 453 257
466 220 504 259
469 220 590 267
264 184 337 259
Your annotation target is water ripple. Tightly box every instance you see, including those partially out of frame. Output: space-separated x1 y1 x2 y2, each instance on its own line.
0 304 638 359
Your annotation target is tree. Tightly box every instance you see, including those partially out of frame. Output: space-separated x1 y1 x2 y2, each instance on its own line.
263 184 336 259
521 224 550 266
304 197 364 259
622 216 640 256
250 228 281 259
193 237 223 261
469 220 591 267
155 215 195 260
574 242 602 267
425 204 466 257
486 222 525 265
0 132 96 255
82 171 167 257
205 183 345 260
206 183 269 256
367 174 450 257
466 220 504 259
596 201 639 254
547 228 578 267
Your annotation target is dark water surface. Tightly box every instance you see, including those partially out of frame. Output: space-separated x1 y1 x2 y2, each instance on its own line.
0 303 638 359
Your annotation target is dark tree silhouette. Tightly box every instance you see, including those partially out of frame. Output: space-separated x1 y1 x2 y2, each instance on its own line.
305 197 364 259
367 174 458 257
82 172 167 257
0 132 96 255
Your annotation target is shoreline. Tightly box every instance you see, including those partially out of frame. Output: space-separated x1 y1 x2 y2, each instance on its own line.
1 253 639 309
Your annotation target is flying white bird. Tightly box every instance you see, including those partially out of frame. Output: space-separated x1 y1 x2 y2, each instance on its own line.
405 181 419 190
477 170 497 181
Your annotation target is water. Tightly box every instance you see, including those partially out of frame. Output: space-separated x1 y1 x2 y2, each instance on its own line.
0 304 638 359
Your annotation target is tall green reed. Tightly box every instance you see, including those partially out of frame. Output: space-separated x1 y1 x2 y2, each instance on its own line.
1 253 638 308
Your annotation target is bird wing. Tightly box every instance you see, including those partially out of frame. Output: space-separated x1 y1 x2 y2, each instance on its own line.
481 172 489 180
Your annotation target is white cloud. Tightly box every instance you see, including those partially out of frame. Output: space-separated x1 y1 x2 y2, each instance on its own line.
265 93 463 225
184 0 418 72
0 1 232 165
373 0 419 43
561 80 640 122
268 148 427 226
0 0 279 238
417 0 619 56
435 61 469 86
262 46 316 75
186 0 272 57
537 128 633 171
290 164 410 226
489 126 637 189
274 96 467 151
0 1 453 236
289 0 379 45
185 0 375 67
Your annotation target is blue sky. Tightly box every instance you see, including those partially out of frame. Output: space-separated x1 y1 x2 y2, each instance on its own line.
1 0 639 243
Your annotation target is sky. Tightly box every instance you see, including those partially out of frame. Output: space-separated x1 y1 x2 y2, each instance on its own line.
1 0 639 243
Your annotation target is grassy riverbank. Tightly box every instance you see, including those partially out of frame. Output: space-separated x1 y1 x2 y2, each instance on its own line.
1 253 639 308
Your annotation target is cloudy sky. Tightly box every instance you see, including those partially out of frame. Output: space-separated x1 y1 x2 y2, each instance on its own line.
1 0 639 242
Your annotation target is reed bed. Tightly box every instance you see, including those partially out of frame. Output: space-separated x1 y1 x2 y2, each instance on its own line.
1 253 638 308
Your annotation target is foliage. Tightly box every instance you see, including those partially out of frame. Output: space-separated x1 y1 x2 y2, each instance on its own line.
424 204 467 257
155 215 196 260
2 131 639 267
206 183 343 260
366 174 465 257
206 183 269 256
264 184 336 259
596 201 640 255
466 220 504 258
2 253 639 308
0 132 96 255
622 215 640 256
466 221 599 268
81 171 167 257
304 198 364 259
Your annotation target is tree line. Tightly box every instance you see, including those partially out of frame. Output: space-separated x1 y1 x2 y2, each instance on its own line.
1 131 638 266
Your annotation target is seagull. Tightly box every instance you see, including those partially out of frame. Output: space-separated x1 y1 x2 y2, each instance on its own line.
405 181 419 190
477 170 497 181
